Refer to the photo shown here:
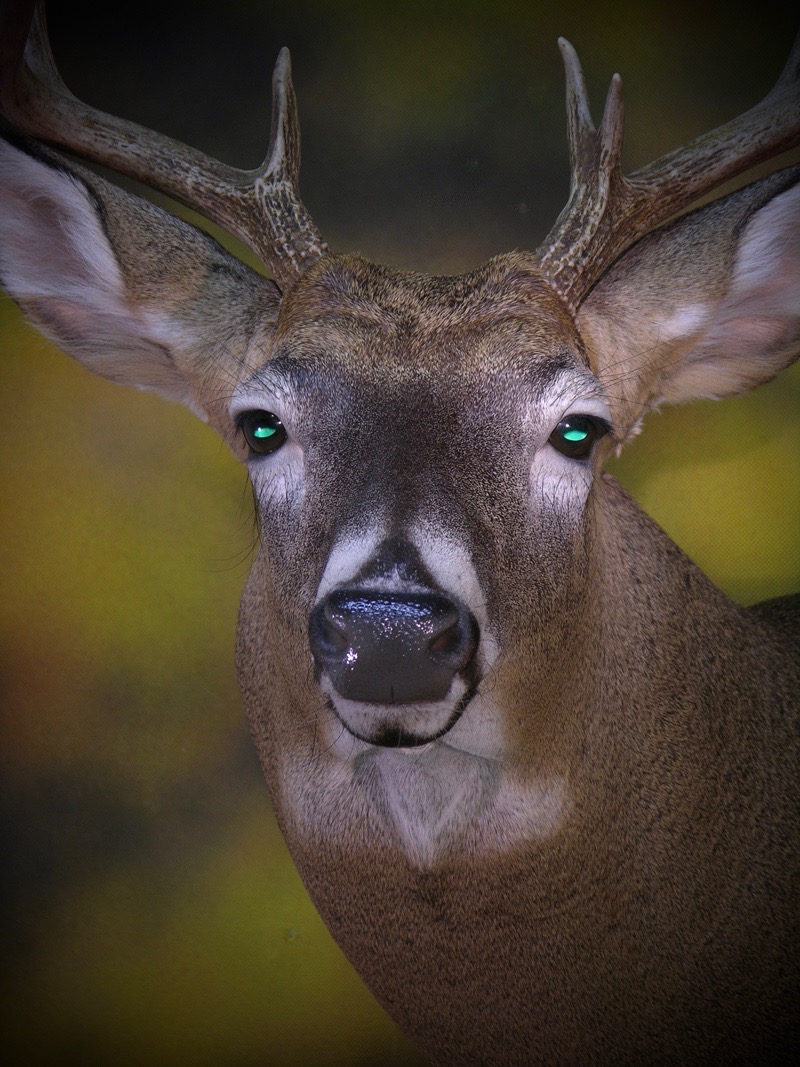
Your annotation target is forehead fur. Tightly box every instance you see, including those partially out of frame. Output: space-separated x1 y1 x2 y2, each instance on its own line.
277 250 585 365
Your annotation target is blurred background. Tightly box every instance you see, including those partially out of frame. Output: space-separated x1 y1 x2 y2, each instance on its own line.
1 1 798 1064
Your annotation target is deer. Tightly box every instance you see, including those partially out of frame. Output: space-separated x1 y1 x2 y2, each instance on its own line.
1 1 798 1062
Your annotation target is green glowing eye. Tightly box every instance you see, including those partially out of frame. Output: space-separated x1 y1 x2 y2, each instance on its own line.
239 410 287 455
563 426 589 442
549 415 609 459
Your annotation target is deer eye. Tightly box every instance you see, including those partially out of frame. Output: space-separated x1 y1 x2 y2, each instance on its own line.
238 410 287 455
549 415 610 459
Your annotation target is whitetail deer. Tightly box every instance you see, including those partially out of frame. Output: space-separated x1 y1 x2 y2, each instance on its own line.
1 2 798 1062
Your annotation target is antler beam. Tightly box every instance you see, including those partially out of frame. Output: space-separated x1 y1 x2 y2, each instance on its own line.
538 35 800 310
0 0 327 288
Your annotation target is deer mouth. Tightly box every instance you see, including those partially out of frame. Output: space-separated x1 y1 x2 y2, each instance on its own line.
322 682 479 748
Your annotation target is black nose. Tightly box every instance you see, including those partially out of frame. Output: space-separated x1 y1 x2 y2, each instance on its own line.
309 590 479 704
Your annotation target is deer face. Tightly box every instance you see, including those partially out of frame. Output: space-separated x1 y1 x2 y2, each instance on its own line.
2 134 795 870
234 252 613 768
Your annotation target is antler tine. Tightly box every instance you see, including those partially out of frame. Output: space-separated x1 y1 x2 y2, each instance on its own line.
251 45 328 270
0 1 327 287
559 38 595 184
538 42 632 305
264 48 301 186
538 36 800 311
558 38 625 195
598 73 625 185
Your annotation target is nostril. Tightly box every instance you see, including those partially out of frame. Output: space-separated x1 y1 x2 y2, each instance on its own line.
429 622 461 656
428 608 478 669
309 602 349 661
322 606 349 653
323 626 348 655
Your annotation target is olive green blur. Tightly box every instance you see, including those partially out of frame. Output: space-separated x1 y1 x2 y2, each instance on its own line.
0 1 797 1064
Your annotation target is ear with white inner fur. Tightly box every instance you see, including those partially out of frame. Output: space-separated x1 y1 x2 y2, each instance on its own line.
576 167 800 438
0 138 281 431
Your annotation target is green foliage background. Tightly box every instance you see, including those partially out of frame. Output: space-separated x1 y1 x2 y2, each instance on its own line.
0 1 797 1064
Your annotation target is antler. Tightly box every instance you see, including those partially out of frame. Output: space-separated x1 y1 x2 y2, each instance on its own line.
0 0 327 288
538 35 800 311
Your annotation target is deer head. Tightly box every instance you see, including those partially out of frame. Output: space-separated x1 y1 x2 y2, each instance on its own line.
1 3 798 1062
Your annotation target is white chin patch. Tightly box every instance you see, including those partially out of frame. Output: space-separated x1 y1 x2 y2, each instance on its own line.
322 674 469 745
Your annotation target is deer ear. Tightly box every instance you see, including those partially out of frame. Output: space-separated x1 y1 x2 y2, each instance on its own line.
0 138 280 426
577 168 800 435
